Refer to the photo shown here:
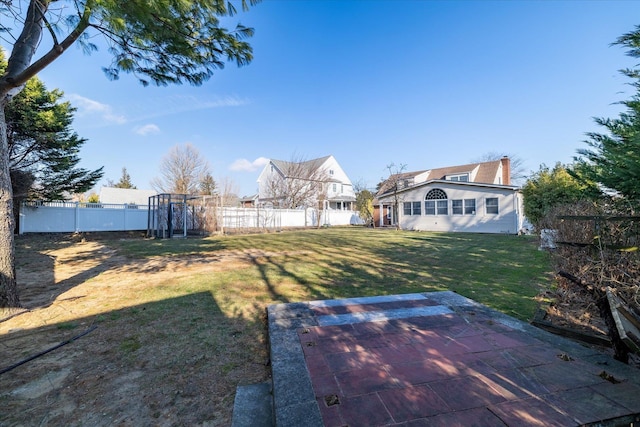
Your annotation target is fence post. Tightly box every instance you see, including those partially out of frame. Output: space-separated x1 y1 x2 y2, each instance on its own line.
75 202 80 233
183 196 187 237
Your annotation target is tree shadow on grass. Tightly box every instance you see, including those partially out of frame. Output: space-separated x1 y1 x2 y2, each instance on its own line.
13 232 234 313
0 291 268 426
247 252 338 304
14 233 135 312
15 235 90 308
264 229 550 321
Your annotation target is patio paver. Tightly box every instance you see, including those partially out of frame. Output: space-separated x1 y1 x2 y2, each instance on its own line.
267 291 640 426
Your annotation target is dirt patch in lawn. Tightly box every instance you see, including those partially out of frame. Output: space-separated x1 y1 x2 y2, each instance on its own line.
1 233 271 427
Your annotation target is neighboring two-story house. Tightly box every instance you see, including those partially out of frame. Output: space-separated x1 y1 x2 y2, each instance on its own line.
256 155 356 210
375 157 525 234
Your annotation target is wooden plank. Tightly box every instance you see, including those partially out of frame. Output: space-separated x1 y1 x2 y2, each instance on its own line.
606 288 640 354
615 296 640 331
555 241 639 252
556 215 640 221
531 309 612 347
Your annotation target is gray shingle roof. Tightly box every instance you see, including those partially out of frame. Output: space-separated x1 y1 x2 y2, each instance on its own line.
270 155 332 179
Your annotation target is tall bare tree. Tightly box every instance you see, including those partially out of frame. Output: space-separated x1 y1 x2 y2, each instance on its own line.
152 144 212 195
0 0 260 314
219 176 240 206
381 162 407 230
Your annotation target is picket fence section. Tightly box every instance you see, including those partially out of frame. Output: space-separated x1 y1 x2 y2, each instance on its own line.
19 202 364 234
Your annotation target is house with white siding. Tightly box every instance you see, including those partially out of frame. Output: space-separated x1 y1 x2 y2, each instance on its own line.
375 157 524 234
256 155 356 211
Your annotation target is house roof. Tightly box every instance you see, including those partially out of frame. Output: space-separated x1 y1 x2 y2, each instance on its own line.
376 170 427 195
270 155 332 179
425 160 499 181
240 194 259 201
376 178 519 202
377 159 507 197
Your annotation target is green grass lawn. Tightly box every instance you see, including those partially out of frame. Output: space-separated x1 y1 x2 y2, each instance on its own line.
4 228 553 425
113 227 552 321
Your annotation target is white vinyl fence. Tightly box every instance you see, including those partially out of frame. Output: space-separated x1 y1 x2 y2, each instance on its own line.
218 207 363 229
19 201 149 234
19 202 364 234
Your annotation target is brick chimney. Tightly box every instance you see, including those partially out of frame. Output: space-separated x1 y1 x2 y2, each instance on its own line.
501 156 511 185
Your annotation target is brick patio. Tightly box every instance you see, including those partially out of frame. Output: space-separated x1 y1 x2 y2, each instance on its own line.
267 292 640 426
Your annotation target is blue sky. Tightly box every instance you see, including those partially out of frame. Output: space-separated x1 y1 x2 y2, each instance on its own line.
20 1 640 196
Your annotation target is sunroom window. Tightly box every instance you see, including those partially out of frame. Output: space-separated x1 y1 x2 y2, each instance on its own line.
452 199 475 215
486 197 499 214
452 200 463 215
425 189 448 215
404 201 422 215
465 199 476 215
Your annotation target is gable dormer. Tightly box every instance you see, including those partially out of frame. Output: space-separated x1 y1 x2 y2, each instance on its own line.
413 171 430 184
397 178 413 189
444 172 470 182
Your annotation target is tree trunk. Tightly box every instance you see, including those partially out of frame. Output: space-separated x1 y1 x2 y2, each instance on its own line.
0 104 20 314
0 1 92 318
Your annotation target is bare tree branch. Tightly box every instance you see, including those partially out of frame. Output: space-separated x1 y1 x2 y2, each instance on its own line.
384 163 407 229
152 143 211 195
263 155 331 209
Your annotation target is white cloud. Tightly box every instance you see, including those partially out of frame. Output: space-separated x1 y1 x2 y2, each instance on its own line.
229 157 270 172
133 124 160 136
198 95 249 108
67 94 127 124
129 94 250 122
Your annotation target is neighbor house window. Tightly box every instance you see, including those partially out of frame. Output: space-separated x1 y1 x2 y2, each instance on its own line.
437 201 447 215
452 200 463 215
453 199 476 215
404 202 412 215
425 200 436 215
486 197 499 214
464 199 476 215
447 174 469 182
403 202 421 215
412 201 421 215
332 183 337 192
425 189 448 215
